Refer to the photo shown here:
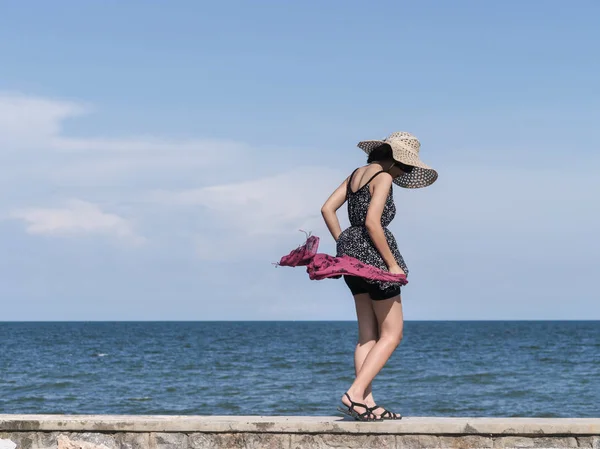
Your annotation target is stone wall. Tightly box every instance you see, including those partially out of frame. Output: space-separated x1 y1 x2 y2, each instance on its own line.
1 415 599 449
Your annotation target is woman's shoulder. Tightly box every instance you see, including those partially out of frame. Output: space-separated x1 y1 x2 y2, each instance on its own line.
352 164 392 179
371 169 393 185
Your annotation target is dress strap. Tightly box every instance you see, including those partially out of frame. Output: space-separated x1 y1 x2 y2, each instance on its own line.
348 169 387 195
347 168 360 196
364 170 386 186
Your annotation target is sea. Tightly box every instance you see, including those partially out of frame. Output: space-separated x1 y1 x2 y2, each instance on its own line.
0 321 598 417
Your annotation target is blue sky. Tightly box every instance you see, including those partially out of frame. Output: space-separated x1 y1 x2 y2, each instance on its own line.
1 0 598 320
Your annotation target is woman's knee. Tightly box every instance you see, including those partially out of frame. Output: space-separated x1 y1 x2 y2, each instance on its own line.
380 330 403 348
357 335 377 347
357 324 379 345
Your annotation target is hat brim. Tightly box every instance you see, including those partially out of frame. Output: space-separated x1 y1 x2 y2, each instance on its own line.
357 140 438 189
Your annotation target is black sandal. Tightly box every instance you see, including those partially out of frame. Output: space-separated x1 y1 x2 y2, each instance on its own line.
336 393 382 422
370 404 402 420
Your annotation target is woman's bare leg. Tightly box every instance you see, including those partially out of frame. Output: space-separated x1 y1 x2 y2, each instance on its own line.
340 293 378 417
353 293 378 403
343 295 404 407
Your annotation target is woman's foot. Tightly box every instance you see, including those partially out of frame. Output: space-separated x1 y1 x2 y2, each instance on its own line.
339 392 382 421
363 394 402 420
369 404 402 420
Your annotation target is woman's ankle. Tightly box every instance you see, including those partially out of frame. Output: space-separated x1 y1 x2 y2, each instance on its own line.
346 387 366 401
364 392 375 405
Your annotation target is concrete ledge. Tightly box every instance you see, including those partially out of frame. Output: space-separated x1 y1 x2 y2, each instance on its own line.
1 415 599 449
1 415 600 435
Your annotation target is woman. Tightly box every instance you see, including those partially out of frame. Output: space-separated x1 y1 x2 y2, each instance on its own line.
320 131 437 421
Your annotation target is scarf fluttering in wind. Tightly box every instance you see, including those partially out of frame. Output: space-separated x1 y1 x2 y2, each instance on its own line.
276 232 408 285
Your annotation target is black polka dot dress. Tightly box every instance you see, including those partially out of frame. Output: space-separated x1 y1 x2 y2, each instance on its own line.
336 168 409 291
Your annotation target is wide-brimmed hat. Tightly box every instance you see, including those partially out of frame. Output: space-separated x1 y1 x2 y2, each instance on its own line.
357 131 438 188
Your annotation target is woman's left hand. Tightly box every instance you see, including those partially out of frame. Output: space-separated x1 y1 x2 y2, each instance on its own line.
388 264 406 276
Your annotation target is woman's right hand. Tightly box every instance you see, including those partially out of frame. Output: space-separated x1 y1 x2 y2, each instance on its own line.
388 264 406 275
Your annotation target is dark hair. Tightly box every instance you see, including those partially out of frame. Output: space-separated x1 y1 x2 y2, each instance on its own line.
367 143 415 173
367 144 393 163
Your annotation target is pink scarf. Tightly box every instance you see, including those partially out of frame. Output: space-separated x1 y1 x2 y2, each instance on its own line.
276 233 408 285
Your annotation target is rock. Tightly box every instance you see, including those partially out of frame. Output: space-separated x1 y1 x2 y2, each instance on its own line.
151 432 188 449
577 437 594 448
591 436 600 449
291 433 395 449
57 435 113 449
439 435 493 448
189 432 291 449
115 433 150 449
397 435 439 448
492 436 578 448
0 432 58 449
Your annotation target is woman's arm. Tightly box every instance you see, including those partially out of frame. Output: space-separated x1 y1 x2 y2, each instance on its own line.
321 177 349 241
365 174 404 273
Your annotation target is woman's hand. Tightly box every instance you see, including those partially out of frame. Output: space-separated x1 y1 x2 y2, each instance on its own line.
388 264 406 275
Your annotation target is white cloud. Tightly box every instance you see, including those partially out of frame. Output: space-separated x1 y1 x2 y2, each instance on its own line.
0 93 249 187
1 92 321 251
152 166 347 259
0 92 87 149
156 166 345 234
0 91 262 244
10 199 144 245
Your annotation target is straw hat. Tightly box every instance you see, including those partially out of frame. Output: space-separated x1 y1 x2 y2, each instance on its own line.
357 131 438 188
